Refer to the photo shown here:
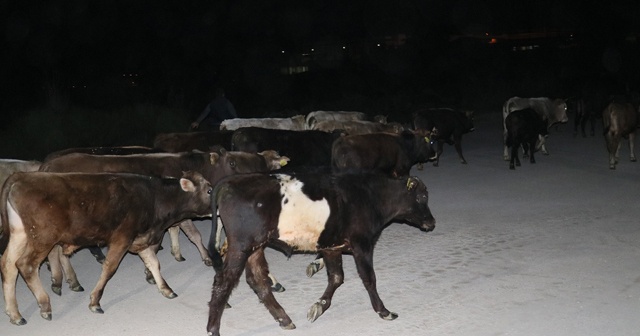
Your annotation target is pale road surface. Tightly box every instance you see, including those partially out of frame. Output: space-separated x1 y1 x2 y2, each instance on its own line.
2 111 640 336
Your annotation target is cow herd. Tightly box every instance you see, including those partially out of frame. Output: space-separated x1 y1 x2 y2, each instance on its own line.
0 99 636 334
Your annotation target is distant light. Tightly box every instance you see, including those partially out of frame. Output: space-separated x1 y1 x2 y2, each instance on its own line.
485 32 489 36
281 50 285 54
342 46 346 49
377 43 381 47
489 38 497 44
311 48 315 52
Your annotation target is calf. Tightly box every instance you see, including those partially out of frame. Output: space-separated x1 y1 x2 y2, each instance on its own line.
39 149 287 294
603 102 638 169
0 171 212 325
331 130 436 177
505 108 548 170
413 108 475 167
206 173 436 335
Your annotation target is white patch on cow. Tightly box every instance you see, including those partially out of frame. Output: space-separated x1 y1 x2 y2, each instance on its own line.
275 175 330 252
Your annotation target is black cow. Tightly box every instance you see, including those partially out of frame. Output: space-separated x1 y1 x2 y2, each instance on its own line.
152 131 234 153
603 102 638 169
231 127 343 169
331 130 436 177
205 173 436 335
505 108 548 170
569 97 596 138
412 108 475 167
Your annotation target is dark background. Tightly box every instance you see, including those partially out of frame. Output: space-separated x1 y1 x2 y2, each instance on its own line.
2 0 639 160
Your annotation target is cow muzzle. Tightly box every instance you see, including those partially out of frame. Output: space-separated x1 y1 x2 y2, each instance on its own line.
421 218 435 232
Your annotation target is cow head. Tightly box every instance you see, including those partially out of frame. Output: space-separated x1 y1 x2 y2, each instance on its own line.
397 176 436 232
552 99 569 125
179 171 213 216
206 149 280 185
258 150 290 170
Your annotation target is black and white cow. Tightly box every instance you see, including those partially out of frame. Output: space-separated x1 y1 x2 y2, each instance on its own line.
502 96 568 160
205 173 436 336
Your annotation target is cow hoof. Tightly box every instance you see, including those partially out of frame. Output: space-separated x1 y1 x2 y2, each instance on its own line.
379 311 398 320
306 262 321 278
52 285 62 296
307 301 326 322
163 291 178 299
543 152 549 156
146 277 156 284
631 158 637 162
174 256 186 262
271 283 286 293
203 258 213 267
40 311 52 321
10 317 27 326
92 255 105 264
90 306 104 314
279 321 296 330
70 284 85 292
432 162 439 167
461 160 467 164
609 165 616 170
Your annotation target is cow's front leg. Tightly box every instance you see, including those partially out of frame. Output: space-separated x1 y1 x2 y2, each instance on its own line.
629 133 636 162
138 246 177 299
1 229 28 325
245 249 294 329
179 219 212 266
352 243 397 320
503 129 510 160
538 134 548 155
89 243 128 314
167 225 185 262
306 256 325 277
308 250 343 322
207 251 249 336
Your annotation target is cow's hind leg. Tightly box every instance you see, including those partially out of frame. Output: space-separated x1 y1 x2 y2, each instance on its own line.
1 220 28 325
48 246 64 295
245 249 294 329
529 138 537 164
308 250 344 322
352 244 397 320
629 133 636 162
16 244 53 321
207 251 249 336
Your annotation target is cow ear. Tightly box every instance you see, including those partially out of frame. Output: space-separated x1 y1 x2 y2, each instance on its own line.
179 177 196 192
209 153 220 165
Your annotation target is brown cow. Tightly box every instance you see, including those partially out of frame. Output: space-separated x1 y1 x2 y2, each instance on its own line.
39 149 288 294
0 171 212 325
603 102 638 169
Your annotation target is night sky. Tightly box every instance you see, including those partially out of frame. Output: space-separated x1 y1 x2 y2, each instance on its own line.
1 1 640 158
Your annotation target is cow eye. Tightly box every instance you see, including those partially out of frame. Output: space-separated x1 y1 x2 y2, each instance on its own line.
207 188 212 195
229 160 236 168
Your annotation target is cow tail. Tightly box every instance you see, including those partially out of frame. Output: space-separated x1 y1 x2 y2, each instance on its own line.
207 182 225 272
0 178 13 255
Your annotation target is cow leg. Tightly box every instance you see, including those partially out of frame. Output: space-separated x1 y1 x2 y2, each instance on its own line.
308 250 344 322
352 244 397 320
88 246 106 264
179 219 212 266
89 242 129 314
503 129 510 160
48 246 64 296
1 221 28 325
629 133 636 162
509 144 519 170
167 225 185 262
306 256 326 277
453 135 467 164
245 249 294 329
207 250 250 336
16 244 52 321
529 139 537 164
138 246 177 299
538 134 548 155
432 141 444 167
59 251 84 292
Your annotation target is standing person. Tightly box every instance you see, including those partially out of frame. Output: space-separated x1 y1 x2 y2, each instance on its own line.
190 87 237 131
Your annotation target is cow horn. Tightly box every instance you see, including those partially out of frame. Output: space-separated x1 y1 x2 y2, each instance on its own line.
406 177 417 190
